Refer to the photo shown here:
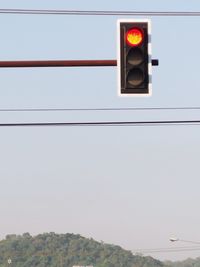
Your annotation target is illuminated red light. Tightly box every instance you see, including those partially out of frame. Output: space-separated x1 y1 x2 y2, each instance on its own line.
126 28 143 46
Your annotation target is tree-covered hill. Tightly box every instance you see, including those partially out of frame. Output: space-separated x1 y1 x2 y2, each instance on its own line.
0 232 164 267
165 258 200 267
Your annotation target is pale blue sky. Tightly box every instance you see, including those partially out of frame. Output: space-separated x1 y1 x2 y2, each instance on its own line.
0 0 200 262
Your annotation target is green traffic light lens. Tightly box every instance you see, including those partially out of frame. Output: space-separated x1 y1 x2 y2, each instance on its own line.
127 68 144 87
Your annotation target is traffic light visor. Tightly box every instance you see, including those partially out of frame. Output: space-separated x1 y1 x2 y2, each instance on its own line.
126 28 143 46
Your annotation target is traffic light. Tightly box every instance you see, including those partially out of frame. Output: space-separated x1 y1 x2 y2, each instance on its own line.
117 19 152 96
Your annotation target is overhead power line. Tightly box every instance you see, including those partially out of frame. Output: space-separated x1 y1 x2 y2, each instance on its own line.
133 247 200 254
1 120 200 127
0 106 200 112
133 245 200 253
134 247 200 252
0 9 200 16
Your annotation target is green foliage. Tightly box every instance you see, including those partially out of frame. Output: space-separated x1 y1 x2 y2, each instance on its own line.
165 258 200 267
0 232 165 267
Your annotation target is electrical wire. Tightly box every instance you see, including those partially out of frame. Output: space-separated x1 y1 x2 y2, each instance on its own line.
0 120 200 127
133 247 200 254
0 106 200 112
133 246 200 253
0 9 200 16
134 246 200 253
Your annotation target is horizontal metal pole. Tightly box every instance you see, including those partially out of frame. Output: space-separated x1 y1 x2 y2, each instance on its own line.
0 59 159 68
0 60 116 68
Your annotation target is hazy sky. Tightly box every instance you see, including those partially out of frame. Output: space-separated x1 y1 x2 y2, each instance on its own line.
0 0 200 262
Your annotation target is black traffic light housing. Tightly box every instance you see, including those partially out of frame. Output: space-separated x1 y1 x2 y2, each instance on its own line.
118 19 152 96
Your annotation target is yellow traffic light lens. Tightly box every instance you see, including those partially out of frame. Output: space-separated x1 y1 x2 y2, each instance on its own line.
126 28 143 46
